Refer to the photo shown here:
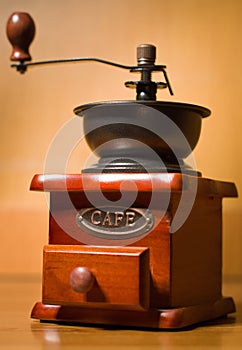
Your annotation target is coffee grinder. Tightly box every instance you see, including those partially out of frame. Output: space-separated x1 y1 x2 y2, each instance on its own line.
6 12 237 329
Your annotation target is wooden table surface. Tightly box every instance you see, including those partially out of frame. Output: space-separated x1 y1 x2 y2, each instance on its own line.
1 275 242 349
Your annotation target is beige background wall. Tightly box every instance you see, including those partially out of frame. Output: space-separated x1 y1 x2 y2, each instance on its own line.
0 0 241 276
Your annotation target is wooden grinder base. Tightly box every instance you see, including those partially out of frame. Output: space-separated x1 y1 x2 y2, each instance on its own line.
30 173 237 329
31 297 235 329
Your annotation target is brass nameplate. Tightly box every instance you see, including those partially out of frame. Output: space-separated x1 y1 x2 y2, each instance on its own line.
76 207 153 240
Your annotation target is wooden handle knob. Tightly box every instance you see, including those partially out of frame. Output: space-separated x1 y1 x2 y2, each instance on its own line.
6 12 35 62
69 267 95 293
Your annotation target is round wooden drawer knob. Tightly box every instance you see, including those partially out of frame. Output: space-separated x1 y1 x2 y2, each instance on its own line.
69 267 95 293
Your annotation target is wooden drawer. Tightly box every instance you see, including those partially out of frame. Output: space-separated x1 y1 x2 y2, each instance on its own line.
42 245 150 310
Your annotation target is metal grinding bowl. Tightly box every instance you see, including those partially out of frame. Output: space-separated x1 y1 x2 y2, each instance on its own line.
74 100 210 174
